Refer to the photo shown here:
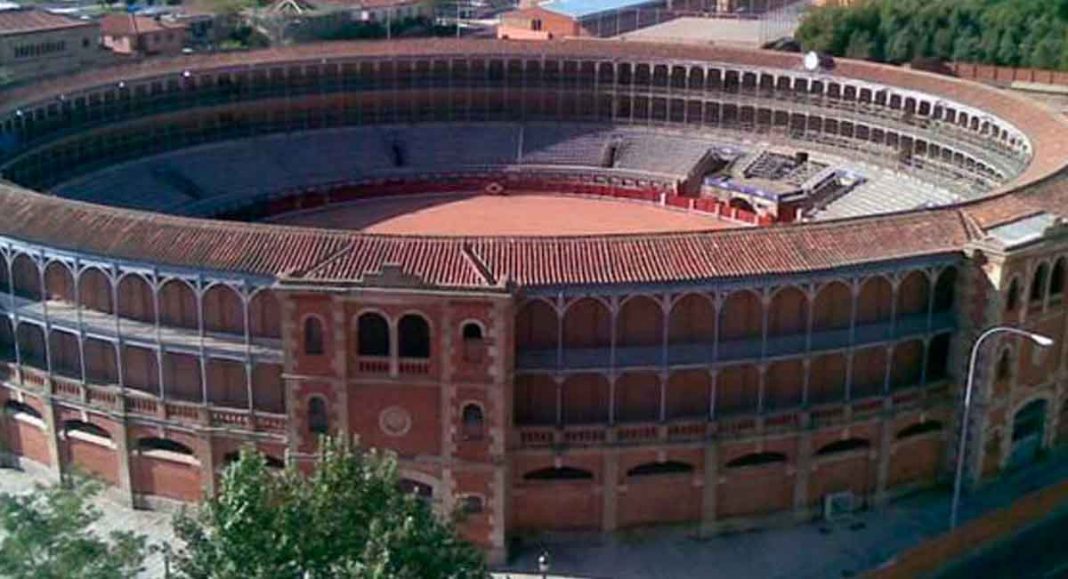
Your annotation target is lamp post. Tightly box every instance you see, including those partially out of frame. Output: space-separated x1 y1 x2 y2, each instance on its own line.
949 326 1053 530
537 549 551 579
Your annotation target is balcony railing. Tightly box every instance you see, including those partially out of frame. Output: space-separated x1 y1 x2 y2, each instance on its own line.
0 361 287 435
516 311 956 372
398 358 430 376
356 356 390 374
512 381 951 449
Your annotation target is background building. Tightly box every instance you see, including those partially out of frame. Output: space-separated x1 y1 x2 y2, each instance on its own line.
0 7 101 85
100 13 190 57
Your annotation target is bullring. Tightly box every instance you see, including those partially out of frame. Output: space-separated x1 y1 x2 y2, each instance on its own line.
0 39 1066 563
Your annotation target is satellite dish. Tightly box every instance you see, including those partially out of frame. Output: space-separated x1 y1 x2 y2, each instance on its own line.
803 51 820 72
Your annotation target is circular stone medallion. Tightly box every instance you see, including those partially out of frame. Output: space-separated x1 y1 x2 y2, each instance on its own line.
379 406 412 437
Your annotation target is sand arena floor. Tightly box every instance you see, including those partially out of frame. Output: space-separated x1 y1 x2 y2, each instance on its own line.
270 192 735 236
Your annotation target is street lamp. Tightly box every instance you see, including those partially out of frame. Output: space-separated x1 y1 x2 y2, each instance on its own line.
949 326 1053 530
537 550 551 579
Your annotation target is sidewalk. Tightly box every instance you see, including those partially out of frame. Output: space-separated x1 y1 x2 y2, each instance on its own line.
0 453 1065 579
498 451 1068 579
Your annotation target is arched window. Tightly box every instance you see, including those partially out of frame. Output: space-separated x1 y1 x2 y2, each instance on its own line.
63 420 111 441
462 322 483 341
626 461 694 477
398 478 433 501
459 495 484 514
1051 259 1065 301
461 403 484 441
1030 263 1048 304
996 349 1013 381
398 314 430 358
523 466 593 481
725 452 787 468
357 313 390 357
303 317 324 355
1006 278 1020 312
3 399 42 421
137 437 195 456
223 450 285 470
896 421 943 440
816 438 870 456
308 397 329 434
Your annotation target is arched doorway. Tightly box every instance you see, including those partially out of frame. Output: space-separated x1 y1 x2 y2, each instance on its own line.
1010 399 1048 468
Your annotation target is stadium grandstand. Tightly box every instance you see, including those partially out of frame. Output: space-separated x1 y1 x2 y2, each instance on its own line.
0 39 1065 564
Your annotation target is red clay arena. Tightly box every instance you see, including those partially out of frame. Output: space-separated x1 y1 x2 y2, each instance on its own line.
0 39 1066 564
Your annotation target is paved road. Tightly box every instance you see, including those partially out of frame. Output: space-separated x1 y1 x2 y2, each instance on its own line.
935 506 1068 579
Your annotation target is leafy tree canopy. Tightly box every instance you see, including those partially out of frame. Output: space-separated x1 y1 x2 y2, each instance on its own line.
796 0 1068 71
170 437 486 579
0 476 149 579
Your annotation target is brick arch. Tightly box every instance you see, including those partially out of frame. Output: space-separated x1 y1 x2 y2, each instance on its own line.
16 322 45 369
896 270 930 318
765 358 803 410
0 253 8 293
851 346 888 398
719 289 762 341
163 351 202 402
251 363 284 414
812 281 852 331
809 352 847 404
1030 261 1050 305
668 293 715 345
301 314 325 355
47 329 80 378
1005 275 1022 313
206 358 247 408
398 313 431 359
561 374 609 425
117 273 155 323
78 267 113 314
767 285 808 337
516 298 558 351
562 297 610 350
122 344 158 395
816 437 871 456
933 266 958 312
356 311 390 357
11 253 40 301
158 278 198 330
248 289 281 339
856 275 893 324
616 295 663 348
716 364 759 416
926 333 952 382
202 283 244 335
43 260 74 303
665 369 710 419
0 316 13 358
84 337 118 385
614 372 660 423
890 339 924 390
514 374 557 425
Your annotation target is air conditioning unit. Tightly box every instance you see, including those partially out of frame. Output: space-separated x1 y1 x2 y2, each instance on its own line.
823 491 856 522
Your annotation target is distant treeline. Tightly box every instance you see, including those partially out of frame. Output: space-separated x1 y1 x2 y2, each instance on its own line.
795 0 1068 71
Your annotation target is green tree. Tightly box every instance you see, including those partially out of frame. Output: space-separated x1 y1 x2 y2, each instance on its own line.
795 0 1068 71
845 30 875 60
170 437 486 579
0 476 149 579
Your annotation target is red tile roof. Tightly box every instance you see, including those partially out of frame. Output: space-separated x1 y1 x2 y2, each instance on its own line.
0 40 1064 288
100 13 186 37
0 8 94 35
